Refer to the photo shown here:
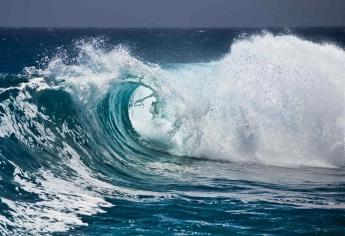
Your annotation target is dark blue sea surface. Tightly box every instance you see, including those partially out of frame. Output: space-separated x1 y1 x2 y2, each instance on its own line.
0 28 345 235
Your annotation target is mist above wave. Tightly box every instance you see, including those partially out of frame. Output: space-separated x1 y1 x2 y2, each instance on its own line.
130 34 345 167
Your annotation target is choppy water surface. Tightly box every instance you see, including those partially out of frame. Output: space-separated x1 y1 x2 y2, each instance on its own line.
0 28 345 235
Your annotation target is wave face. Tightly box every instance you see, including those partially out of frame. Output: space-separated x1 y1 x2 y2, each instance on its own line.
0 29 345 235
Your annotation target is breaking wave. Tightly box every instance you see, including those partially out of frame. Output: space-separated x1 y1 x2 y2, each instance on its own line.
1 33 345 234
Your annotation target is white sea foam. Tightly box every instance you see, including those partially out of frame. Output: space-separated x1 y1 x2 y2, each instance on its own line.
129 34 345 168
0 142 172 235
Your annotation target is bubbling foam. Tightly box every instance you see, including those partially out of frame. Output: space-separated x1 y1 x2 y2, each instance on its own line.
130 34 345 168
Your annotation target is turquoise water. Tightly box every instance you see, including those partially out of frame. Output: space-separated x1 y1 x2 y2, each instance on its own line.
0 28 345 235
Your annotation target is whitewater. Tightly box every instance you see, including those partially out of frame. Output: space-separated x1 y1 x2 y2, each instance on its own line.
0 29 344 235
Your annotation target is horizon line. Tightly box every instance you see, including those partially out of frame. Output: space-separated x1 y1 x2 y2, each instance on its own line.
1 26 345 30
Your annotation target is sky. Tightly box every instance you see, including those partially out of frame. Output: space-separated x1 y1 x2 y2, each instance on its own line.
0 0 345 28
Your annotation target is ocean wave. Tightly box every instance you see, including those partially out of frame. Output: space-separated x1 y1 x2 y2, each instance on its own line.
1 33 345 234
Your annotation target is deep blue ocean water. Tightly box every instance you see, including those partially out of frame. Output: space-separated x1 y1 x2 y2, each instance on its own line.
0 28 345 235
